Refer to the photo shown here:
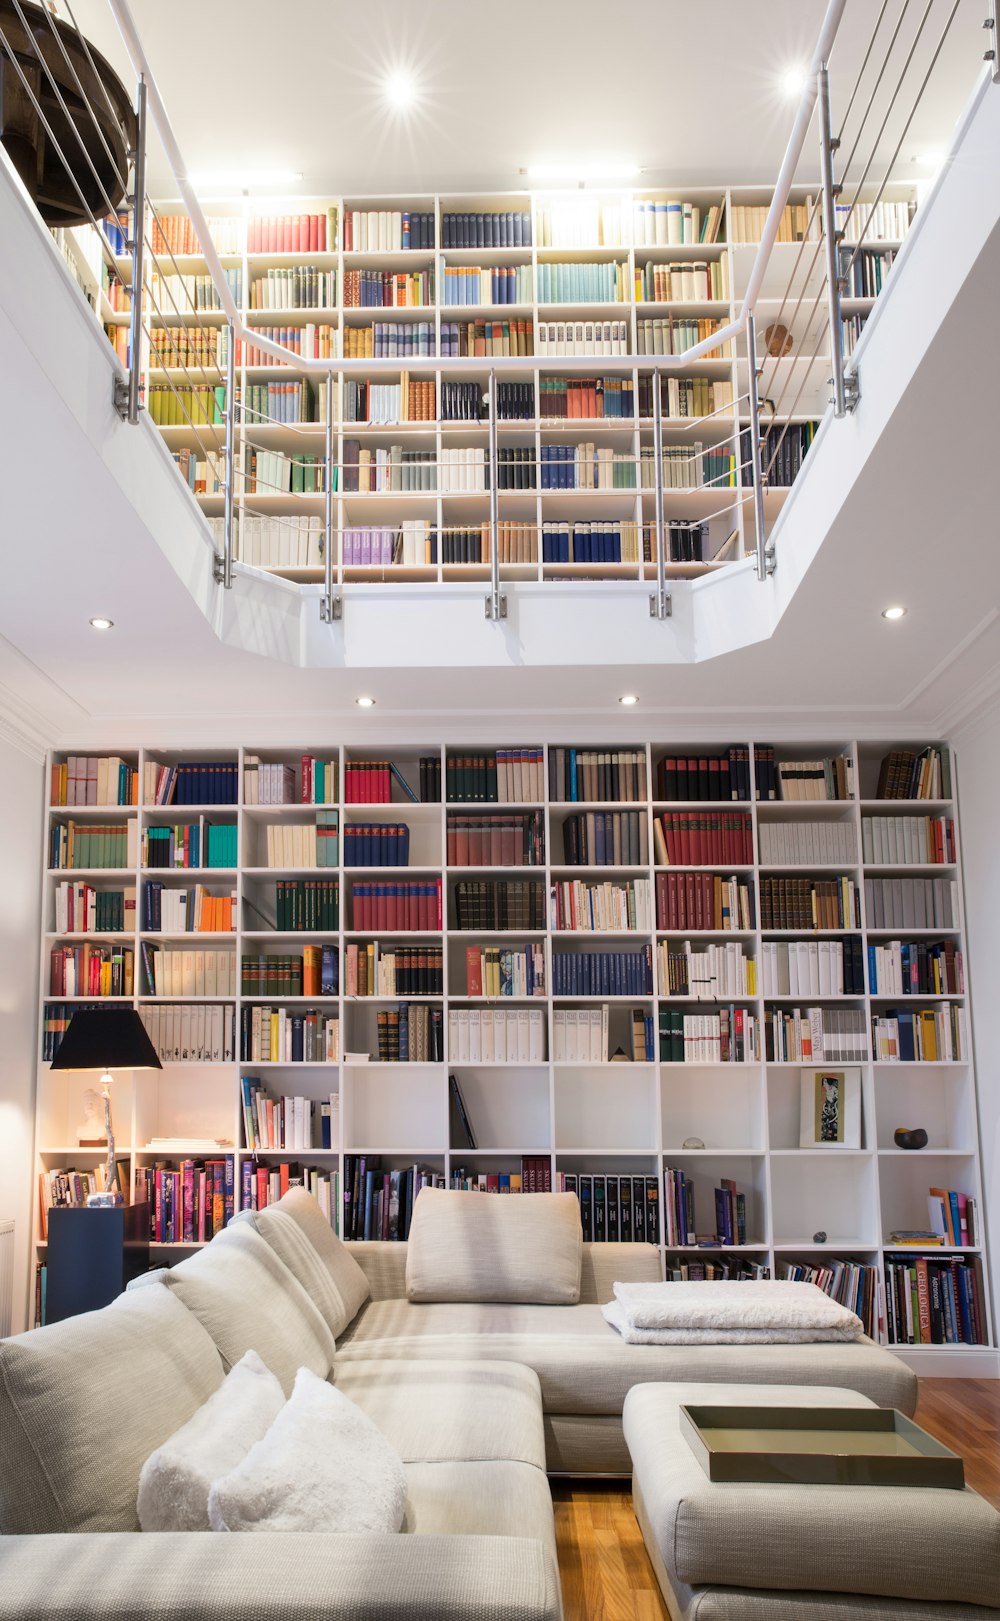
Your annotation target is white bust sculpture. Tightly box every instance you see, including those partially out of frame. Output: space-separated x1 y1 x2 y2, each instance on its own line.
77 1086 107 1145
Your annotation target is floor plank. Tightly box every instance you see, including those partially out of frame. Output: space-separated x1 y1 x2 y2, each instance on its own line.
553 1376 1000 1620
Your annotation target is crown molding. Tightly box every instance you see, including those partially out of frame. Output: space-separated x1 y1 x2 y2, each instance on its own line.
0 692 49 762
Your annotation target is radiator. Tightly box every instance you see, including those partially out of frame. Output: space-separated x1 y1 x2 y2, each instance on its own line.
0 1221 13 1338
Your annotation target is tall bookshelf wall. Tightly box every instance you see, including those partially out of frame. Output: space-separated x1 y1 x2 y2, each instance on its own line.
34 736 993 1372
89 181 916 584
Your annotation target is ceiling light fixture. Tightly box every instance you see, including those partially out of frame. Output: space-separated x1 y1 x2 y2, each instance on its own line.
355 695 376 708
881 605 907 620
526 161 640 184
618 693 639 706
384 69 418 110
89 616 114 630
186 168 302 190
781 66 808 97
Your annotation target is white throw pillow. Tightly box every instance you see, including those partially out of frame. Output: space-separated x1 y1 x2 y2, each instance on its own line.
137 1349 284 1531
207 1366 407 1534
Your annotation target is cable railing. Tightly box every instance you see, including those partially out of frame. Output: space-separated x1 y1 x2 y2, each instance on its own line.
0 0 989 625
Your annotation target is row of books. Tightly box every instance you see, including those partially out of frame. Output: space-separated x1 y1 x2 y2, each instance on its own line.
655 749 751 803
757 819 857 866
147 384 225 428
343 761 407 803
243 756 338 805
342 1158 442 1241
867 940 963 997
780 1259 877 1339
350 881 443 932
560 810 650 868
759 938 865 998
448 1007 546 1063
441 265 533 305
657 941 757 999
49 944 133 997
871 1005 965 1063
342 823 411 867
142 821 237 869
240 323 335 363
142 883 236 934
535 261 630 304
542 521 644 565
41 1001 95 1060
234 515 322 571
442 211 531 247
836 199 914 242
242 379 326 426
53 881 134 934
541 375 635 419
664 1167 747 1246
345 943 443 997
172 450 222 493
145 761 239 806
441 318 534 356
634 259 729 302
445 749 543 805
243 448 325 496
631 199 724 247
655 812 754 868
135 1158 235 1245
343 323 435 360
241 1078 338 1152
433 522 529 564
550 878 654 934
845 247 897 300
150 211 235 255
876 747 952 801
550 747 648 805
729 200 819 244
551 947 654 997
926 1186 977 1247
37 1163 116 1236
239 1006 339 1063
342 210 434 252
659 1004 760 1062
240 947 338 999
539 444 636 490
246 212 335 253
884 1256 984 1345
637 316 728 355
446 812 544 868
640 444 736 491
149 266 242 311
536 320 627 356
343 268 433 307
655 872 756 932
864 876 959 930
141 945 235 998
563 1173 660 1244
861 815 955 866
753 423 817 488
375 1003 444 1062
342 445 434 491
248 268 336 310
639 374 734 420
266 878 340 932
452 879 546 931
51 755 139 806
261 816 339 869
139 1002 236 1063
449 1156 553 1189
764 1007 867 1063
464 944 546 998
758 877 860 932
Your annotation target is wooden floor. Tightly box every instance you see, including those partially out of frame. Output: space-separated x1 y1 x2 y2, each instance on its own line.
552 1378 1000 1621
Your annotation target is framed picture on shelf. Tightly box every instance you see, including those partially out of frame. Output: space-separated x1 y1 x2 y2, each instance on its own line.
799 1068 861 1150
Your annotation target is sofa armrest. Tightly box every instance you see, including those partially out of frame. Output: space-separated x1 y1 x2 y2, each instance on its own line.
348 1240 409 1300
0 1532 561 1621
580 1242 662 1303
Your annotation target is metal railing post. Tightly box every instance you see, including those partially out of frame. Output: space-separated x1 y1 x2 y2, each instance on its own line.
648 369 671 619
115 74 145 422
484 368 506 621
818 64 850 417
320 372 341 622
746 311 773 581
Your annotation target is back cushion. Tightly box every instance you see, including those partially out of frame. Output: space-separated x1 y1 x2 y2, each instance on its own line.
244 1189 369 1336
161 1221 337 1393
0 1282 223 1534
405 1188 582 1304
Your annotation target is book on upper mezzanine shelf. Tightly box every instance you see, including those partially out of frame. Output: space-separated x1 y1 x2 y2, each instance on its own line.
875 747 951 801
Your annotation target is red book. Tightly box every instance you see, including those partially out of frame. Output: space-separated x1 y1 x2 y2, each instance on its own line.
667 872 679 931
685 873 696 929
466 947 483 996
435 878 443 931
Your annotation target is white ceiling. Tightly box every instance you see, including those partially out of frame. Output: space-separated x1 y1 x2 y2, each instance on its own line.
65 0 986 198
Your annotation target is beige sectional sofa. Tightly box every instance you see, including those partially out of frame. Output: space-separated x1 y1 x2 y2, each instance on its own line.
0 1188 918 1620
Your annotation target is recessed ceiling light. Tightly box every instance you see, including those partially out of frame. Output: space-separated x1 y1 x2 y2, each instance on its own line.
781 66 808 97
881 605 907 620
187 168 303 190
385 69 417 109
89 616 114 630
618 693 639 706
914 150 944 168
356 695 376 708
527 161 640 184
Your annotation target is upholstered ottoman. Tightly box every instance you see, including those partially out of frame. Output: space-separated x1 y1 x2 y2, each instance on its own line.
623 1382 1000 1620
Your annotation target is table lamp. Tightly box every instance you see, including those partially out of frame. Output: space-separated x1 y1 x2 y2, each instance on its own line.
50 1007 162 1205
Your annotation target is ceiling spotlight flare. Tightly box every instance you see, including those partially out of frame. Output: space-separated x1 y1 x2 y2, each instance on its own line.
187 169 302 190
618 694 639 706
882 605 907 620
89 617 114 630
526 162 640 184
384 69 418 111
781 65 808 98
356 695 376 708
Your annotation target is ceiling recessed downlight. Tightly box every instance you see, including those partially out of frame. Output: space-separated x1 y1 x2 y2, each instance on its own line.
89 616 114 630
356 695 376 708
385 69 417 109
881 605 907 620
618 693 639 706
781 66 808 97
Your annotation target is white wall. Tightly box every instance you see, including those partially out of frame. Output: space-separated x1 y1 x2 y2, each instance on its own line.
0 731 44 1332
954 702 1000 1335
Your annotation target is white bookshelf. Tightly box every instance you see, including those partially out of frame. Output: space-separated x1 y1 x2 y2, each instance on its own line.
32 736 993 1371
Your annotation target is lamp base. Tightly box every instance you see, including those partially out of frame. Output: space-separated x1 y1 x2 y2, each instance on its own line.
86 1191 124 1208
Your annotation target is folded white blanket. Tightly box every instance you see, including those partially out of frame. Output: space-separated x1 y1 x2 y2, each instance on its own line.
603 1280 863 1344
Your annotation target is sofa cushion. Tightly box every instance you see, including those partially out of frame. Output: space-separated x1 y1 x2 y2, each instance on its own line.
623 1381 1000 1609
137 1349 285 1531
208 1367 407 1534
334 1358 545 1470
405 1189 582 1304
403 1458 556 1545
335 1299 918 1416
0 1282 223 1534
158 1221 337 1393
234 1193 369 1338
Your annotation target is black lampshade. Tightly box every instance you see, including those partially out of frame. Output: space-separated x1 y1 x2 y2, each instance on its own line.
50 1007 162 1072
